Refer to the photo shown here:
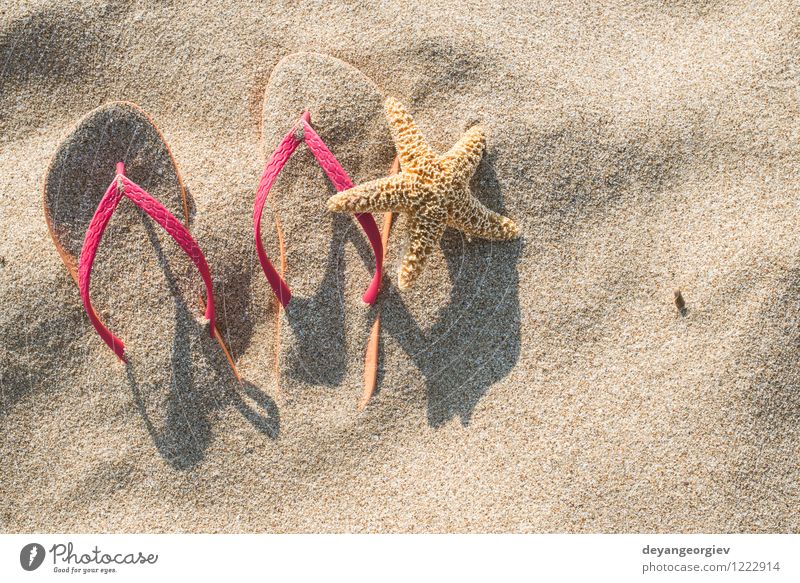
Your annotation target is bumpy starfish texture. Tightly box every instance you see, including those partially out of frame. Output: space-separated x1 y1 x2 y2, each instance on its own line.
327 97 520 289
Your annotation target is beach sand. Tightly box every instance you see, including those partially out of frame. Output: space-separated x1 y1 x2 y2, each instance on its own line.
1 0 799 532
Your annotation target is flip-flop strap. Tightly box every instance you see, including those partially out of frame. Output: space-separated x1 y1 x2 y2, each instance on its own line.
78 166 216 360
78 178 126 359
253 123 303 307
253 112 384 307
120 175 216 328
300 118 383 305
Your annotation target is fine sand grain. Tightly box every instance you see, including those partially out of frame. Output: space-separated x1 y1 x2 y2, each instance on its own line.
1 1 799 532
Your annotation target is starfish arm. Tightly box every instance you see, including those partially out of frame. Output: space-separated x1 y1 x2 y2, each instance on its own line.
442 125 486 185
385 97 435 171
448 190 520 240
398 208 447 289
328 174 414 214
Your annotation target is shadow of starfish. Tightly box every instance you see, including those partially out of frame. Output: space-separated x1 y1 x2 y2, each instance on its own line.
372 157 522 426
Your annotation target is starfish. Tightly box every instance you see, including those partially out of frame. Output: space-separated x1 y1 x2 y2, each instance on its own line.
327 97 520 289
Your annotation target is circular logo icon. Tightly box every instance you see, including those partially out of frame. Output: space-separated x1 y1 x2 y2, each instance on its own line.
20 543 45 571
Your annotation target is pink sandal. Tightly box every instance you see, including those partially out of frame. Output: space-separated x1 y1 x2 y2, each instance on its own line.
253 111 384 307
44 102 233 373
78 162 217 361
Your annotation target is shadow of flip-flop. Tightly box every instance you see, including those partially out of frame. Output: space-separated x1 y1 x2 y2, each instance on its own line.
231 381 280 438
283 212 378 388
127 363 279 471
126 219 279 471
281 214 349 388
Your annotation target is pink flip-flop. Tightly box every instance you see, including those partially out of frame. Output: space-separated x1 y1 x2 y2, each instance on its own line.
252 52 397 401
252 111 384 307
43 101 238 378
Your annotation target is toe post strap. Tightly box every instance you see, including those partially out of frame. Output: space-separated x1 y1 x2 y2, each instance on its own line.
253 112 384 308
78 162 217 361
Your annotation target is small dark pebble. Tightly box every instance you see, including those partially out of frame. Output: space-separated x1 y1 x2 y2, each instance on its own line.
674 289 686 314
